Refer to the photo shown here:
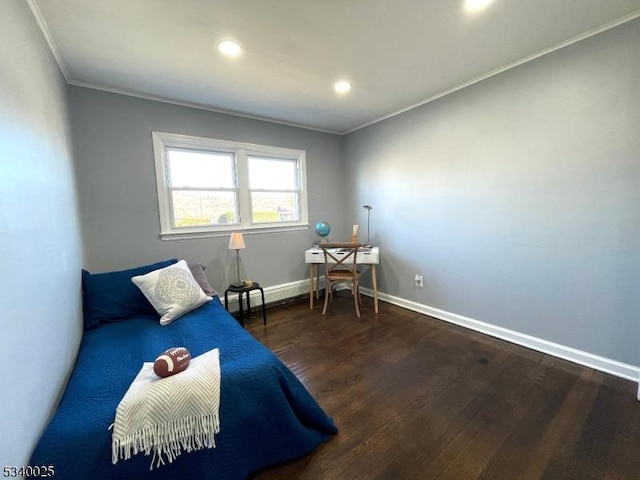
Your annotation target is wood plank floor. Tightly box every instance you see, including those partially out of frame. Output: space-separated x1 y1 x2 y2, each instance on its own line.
244 294 640 480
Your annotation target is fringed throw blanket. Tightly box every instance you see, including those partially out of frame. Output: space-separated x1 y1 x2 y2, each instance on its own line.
111 348 221 469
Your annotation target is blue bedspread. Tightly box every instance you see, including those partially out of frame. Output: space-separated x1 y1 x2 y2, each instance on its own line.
29 298 337 479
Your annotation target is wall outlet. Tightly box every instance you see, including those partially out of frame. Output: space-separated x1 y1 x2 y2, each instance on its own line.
415 274 424 287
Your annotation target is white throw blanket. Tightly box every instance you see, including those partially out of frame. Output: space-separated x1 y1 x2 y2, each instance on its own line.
111 348 221 469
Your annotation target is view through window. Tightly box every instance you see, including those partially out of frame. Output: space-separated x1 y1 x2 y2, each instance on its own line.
153 132 308 238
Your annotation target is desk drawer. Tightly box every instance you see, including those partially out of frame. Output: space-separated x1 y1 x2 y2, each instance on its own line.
305 250 324 263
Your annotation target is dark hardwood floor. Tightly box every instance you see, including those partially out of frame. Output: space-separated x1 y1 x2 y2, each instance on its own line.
243 294 640 480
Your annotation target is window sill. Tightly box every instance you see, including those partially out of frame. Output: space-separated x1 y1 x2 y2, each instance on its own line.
159 223 310 241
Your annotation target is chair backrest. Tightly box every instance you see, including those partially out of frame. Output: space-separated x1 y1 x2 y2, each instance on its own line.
319 242 361 277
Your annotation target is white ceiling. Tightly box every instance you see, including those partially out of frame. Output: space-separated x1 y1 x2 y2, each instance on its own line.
31 0 640 134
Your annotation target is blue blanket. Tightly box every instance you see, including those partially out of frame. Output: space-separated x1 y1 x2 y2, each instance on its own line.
29 298 337 479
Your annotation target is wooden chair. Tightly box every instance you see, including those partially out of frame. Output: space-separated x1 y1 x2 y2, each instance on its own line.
319 242 362 318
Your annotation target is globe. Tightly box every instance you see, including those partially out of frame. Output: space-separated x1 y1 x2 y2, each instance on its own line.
314 221 331 239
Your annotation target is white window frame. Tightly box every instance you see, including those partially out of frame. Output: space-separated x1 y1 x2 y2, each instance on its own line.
152 132 309 240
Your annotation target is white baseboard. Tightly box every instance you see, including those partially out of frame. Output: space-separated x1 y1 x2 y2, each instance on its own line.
222 278 320 313
227 279 640 388
360 288 640 384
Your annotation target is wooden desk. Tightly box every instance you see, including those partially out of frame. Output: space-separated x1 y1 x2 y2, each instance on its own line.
305 246 379 313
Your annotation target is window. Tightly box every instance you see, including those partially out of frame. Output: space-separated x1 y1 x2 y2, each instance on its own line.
152 132 308 239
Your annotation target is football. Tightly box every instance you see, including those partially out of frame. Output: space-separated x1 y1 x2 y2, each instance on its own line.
153 347 191 378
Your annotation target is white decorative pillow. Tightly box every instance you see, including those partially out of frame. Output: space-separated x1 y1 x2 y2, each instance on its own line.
131 260 212 325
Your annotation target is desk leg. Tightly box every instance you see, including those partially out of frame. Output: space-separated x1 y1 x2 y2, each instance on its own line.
372 265 379 314
316 266 320 300
309 264 315 309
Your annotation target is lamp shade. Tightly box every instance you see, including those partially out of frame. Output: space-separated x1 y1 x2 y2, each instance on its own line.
228 232 246 250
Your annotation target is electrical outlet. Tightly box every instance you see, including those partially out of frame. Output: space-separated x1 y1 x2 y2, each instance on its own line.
415 274 424 287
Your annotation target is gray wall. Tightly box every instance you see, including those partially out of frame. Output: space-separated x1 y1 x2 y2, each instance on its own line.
68 87 345 290
0 1 84 467
343 18 640 366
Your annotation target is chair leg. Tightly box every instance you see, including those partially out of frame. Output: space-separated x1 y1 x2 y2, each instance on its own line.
322 280 331 315
353 283 361 318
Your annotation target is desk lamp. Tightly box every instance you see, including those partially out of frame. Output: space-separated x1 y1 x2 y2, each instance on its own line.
362 205 373 246
228 232 246 287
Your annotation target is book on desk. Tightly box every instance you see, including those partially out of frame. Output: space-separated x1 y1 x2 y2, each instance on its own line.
310 245 371 253
337 246 372 253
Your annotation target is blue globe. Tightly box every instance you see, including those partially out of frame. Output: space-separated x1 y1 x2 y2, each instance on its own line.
314 221 331 239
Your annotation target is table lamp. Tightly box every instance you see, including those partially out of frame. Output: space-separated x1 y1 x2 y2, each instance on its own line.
228 232 246 287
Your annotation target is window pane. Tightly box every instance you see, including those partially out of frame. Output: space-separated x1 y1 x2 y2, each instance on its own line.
172 190 238 227
168 148 235 188
248 156 297 190
251 192 299 223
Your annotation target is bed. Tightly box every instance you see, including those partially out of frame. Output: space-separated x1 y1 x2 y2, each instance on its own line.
28 260 337 479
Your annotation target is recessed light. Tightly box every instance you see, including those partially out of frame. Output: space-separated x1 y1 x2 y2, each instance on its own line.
464 0 494 12
217 39 243 57
334 80 352 94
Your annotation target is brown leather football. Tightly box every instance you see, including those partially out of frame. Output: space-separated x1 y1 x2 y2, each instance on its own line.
153 347 191 378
